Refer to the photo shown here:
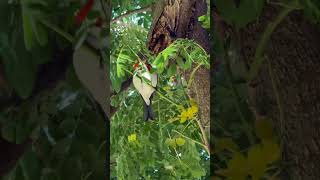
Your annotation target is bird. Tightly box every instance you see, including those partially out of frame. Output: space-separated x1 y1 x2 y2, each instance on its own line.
132 59 158 121
73 24 109 121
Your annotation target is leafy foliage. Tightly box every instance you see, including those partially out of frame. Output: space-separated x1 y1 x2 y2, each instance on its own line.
111 23 150 92
152 39 210 74
215 0 264 28
1 85 106 180
110 1 210 179
1 0 108 179
111 87 209 179
211 0 320 179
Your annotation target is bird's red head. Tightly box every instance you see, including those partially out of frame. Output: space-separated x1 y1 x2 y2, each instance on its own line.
133 62 139 70
133 62 151 71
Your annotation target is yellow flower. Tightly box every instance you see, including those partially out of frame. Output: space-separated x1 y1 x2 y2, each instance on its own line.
163 86 171 91
188 105 198 115
177 100 199 123
175 137 186 146
128 134 137 142
179 110 188 123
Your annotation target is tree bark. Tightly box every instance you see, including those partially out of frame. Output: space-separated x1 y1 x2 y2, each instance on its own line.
147 0 210 136
238 5 320 179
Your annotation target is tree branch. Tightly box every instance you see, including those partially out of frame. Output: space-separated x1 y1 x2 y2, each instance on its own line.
111 5 152 23
110 77 133 118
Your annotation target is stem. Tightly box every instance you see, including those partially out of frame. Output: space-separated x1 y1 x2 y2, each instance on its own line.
96 140 107 154
224 50 255 144
267 59 284 147
99 0 109 22
111 5 152 23
156 91 179 107
246 2 298 81
39 18 74 43
167 130 182 164
187 63 203 89
173 130 210 154
195 118 210 154
123 68 133 75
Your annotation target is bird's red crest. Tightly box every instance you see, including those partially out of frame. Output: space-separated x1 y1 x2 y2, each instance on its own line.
133 62 139 70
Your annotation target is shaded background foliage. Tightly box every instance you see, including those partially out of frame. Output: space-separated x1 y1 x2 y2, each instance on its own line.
213 0 320 179
0 0 108 179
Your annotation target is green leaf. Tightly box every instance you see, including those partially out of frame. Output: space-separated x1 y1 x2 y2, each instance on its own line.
1 120 16 142
153 53 165 66
110 56 125 93
33 22 48 46
116 47 134 77
255 119 275 141
198 15 210 29
198 15 206 22
216 0 264 28
59 118 76 134
190 166 206 178
0 1 11 33
22 7 36 51
5 163 25 180
0 33 36 99
138 18 144 25
15 119 30 144
215 137 239 152
247 141 280 179
21 0 48 49
165 138 176 148
20 148 41 180
215 152 248 180
51 137 72 155
74 24 89 50
301 0 320 24
167 64 176 77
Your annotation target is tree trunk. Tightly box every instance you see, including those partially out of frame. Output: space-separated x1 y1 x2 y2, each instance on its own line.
238 5 320 179
147 0 210 135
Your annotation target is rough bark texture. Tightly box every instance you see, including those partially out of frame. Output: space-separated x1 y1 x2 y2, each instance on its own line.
238 5 320 180
147 0 210 134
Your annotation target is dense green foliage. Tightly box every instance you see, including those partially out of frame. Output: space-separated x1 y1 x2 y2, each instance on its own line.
0 0 107 179
110 0 211 179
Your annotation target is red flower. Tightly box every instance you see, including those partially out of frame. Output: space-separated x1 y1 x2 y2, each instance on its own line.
75 0 95 25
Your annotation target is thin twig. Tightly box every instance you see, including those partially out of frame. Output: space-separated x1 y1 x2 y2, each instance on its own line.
195 118 210 154
111 5 152 23
187 63 203 89
246 1 299 81
173 130 210 154
39 18 74 43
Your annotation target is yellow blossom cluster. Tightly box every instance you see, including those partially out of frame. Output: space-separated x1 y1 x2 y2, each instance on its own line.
128 133 137 142
178 99 198 123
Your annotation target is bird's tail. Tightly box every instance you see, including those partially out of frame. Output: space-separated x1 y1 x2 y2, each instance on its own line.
143 103 155 121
